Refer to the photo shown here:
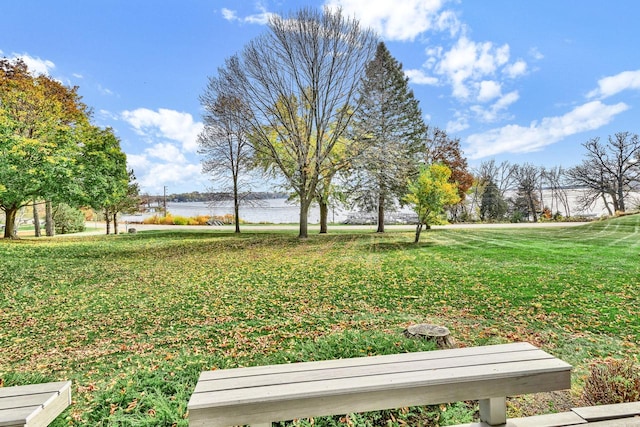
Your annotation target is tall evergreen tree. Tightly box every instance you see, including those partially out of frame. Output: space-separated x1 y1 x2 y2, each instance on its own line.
480 180 508 221
347 42 427 232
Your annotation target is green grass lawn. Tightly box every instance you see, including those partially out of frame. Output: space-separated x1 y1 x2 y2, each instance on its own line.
1 215 639 426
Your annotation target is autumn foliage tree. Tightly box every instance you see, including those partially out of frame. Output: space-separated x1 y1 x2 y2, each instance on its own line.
0 58 90 238
424 127 473 220
404 163 460 243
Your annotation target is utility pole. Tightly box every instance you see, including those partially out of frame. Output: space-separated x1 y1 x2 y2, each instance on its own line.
163 186 168 217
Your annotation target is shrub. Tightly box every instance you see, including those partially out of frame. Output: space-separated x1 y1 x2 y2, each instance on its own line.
193 215 210 225
582 358 640 405
142 215 160 224
53 203 86 234
172 216 189 225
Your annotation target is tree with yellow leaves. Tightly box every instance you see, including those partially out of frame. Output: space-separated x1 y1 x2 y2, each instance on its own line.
404 163 461 243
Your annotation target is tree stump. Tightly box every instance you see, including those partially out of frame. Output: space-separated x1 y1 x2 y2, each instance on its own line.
403 324 456 349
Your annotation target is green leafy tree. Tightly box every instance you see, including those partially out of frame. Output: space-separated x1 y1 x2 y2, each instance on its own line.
404 164 460 243
78 126 132 234
0 58 89 238
347 42 427 232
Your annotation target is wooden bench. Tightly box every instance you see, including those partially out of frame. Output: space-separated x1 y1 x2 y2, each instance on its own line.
187 342 572 427
0 381 71 427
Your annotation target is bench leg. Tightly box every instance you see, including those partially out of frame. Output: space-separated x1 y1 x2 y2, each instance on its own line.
479 397 506 426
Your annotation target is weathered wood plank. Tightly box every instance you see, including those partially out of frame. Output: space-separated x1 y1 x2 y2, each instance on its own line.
583 417 640 426
506 411 587 426
573 402 640 422
194 349 561 394
0 381 71 427
190 358 571 409
197 342 541 381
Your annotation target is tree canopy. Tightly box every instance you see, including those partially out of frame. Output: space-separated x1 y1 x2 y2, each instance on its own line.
213 7 377 238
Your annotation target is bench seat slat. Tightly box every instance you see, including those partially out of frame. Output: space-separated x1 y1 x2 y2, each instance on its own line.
0 382 69 399
0 381 71 427
0 406 40 427
0 393 66 411
194 349 561 394
189 358 571 410
198 342 539 381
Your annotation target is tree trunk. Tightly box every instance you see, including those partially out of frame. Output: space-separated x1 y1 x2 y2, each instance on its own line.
602 194 613 216
299 198 310 239
528 196 538 222
617 177 626 212
45 201 54 237
33 199 41 238
105 209 111 235
233 187 241 234
414 223 423 243
319 199 328 234
4 207 18 239
377 193 385 233
113 213 118 234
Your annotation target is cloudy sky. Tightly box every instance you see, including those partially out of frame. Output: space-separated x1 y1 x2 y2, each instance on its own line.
3 1 640 194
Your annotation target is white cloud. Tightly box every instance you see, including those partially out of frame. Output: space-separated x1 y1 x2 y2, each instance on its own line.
98 84 115 96
72 73 84 79
221 8 238 21
433 35 511 100
446 116 469 133
503 60 527 79
464 101 629 159
134 161 204 195
587 70 640 99
126 153 151 171
145 142 187 163
405 69 439 85
477 80 502 102
221 5 273 25
529 47 544 61
10 53 55 75
471 90 519 122
324 0 453 41
121 108 203 153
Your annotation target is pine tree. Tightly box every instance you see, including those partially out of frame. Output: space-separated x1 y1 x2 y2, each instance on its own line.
347 42 428 232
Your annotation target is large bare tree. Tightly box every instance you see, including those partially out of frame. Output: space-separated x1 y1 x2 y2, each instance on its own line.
567 132 640 213
199 78 254 233
218 7 377 238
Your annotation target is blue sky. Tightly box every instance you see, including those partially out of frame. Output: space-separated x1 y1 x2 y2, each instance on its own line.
3 1 640 194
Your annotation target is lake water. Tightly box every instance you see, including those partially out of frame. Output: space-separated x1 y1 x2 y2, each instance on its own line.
121 189 638 224
123 199 351 224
